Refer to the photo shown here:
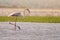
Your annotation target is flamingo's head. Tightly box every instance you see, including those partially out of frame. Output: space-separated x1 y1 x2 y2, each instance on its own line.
24 8 30 16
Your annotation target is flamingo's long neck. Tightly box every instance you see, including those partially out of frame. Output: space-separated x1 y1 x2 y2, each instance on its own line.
20 9 30 21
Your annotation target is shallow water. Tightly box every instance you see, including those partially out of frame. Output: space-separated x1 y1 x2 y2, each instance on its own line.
0 22 60 40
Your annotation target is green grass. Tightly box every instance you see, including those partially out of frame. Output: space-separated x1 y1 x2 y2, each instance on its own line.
0 16 60 23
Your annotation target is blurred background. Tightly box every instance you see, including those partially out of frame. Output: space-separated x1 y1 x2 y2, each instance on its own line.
0 0 60 22
0 0 60 9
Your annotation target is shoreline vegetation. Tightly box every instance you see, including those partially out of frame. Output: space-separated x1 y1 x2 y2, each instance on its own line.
0 7 60 23
0 16 60 23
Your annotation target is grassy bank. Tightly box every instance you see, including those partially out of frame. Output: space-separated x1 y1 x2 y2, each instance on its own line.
0 16 60 23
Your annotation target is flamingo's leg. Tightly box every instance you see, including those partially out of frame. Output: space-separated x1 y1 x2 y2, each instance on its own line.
8 16 14 24
14 16 17 30
8 16 21 30
14 16 21 30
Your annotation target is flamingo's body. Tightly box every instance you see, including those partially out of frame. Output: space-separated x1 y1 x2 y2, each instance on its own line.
8 12 21 30
8 9 30 30
8 12 22 16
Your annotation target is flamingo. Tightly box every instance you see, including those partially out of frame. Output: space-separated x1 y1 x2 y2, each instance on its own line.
8 9 30 30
